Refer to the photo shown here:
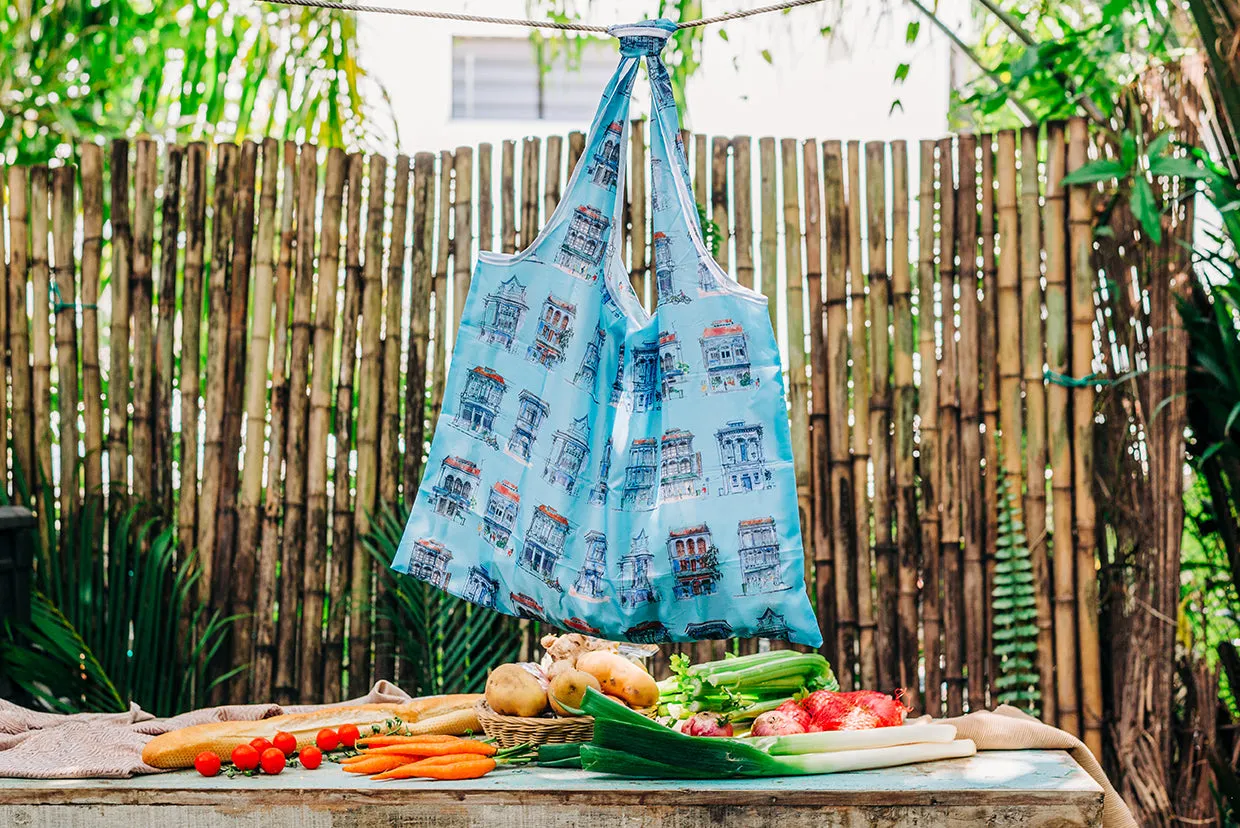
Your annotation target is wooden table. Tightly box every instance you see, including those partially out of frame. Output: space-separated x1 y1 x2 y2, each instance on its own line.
0 750 1103 827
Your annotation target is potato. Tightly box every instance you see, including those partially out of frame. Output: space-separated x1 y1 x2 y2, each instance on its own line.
486 663 549 717
548 669 601 715
546 659 577 681
575 651 659 709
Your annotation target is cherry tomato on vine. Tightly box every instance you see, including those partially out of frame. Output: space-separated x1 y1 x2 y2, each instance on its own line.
299 746 323 770
259 747 286 775
272 731 297 757
249 737 273 755
315 728 340 751
336 724 360 749
194 751 221 777
231 744 260 772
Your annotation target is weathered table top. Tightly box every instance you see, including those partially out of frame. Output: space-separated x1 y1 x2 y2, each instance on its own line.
0 749 1103 827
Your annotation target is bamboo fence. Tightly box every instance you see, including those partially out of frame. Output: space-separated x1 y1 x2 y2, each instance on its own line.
0 122 1170 755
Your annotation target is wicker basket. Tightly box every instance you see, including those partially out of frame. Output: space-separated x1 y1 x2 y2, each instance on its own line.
475 700 657 748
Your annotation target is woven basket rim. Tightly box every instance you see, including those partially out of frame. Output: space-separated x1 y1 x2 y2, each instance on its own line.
474 698 593 726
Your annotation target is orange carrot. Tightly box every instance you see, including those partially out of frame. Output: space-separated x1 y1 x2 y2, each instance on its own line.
341 755 411 774
362 741 496 758
371 755 496 781
355 735 462 748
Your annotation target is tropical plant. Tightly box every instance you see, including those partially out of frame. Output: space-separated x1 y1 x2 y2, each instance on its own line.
364 501 523 696
990 462 1040 715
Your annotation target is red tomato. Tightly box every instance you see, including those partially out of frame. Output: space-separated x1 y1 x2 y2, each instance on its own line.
259 747 286 775
230 744 260 772
194 751 221 777
315 728 339 751
298 746 323 770
272 731 297 757
249 737 273 754
336 723 360 748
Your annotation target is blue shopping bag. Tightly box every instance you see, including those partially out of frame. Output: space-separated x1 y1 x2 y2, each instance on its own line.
392 19 822 647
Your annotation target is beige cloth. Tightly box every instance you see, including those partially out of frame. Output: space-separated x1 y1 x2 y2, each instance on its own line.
0 680 412 779
936 705 1135 828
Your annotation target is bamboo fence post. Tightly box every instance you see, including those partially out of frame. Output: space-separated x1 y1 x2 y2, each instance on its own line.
7 167 32 504
326 152 364 701
478 143 494 253
712 136 730 271
520 137 540 250
781 138 811 602
1068 117 1103 759
31 166 52 516
79 144 105 509
501 141 516 254
693 134 707 213
352 153 388 694
759 138 778 330
303 148 345 702
823 141 855 687
130 140 156 501
629 121 647 305
0 167 6 501
732 137 754 289
252 142 297 702
544 134 562 220
453 147 473 338
234 138 279 702
1044 121 1080 736
936 137 964 717
196 142 236 615
216 143 258 661
848 141 878 690
890 140 919 706
275 143 317 704
107 141 131 510
154 146 184 512
865 141 897 690
916 139 942 715
51 166 80 527
978 137 1000 693
803 139 833 659
567 131 586 171
430 151 452 430
956 133 985 711
177 143 207 559
404 153 435 499
1020 125 1055 718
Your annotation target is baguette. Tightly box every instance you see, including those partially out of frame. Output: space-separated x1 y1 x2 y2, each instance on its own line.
142 694 482 769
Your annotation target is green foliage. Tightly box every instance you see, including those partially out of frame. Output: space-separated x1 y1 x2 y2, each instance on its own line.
364 501 523 696
990 463 1041 715
0 0 382 163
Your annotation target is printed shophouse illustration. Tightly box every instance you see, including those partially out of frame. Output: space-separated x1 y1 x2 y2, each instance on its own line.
716 419 770 495
658 331 686 400
618 530 658 608
629 339 661 412
619 437 658 509
508 390 549 462
527 294 577 368
455 366 506 436
654 231 688 304
570 530 608 602
700 319 754 392
479 276 528 350
542 415 592 494
574 325 605 393
554 205 610 280
755 607 791 640
407 538 452 590
668 523 720 600
737 516 787 594
588 437 612 505
428 455 480 524
482 479 520 551
463 564 500 610
658 428 703 502
587 121 622 191
518 504 571 589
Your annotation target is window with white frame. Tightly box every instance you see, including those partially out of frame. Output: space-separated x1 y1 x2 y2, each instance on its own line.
451 36 616 121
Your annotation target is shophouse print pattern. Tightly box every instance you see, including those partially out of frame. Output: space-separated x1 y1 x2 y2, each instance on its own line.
392 19 821 647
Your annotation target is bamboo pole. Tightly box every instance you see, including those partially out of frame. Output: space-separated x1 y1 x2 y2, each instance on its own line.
252 142 297 702
936 137 964 717
196 142 237 615
80 144 105 508
501 141 516 254
1068 117 1103 759
848 141 877 690
51 166 80 529
7 167 32 504
803 139 833 658
759 138 778 330
429 151 452 430
107 141 131 509
351 153 387 694
1044 121 1080 737
234 138 279 702
544 134 562 219
154 146 184 513
130 140 156 500
865 141 897 691
31 167 52 510
732 137 754 289
694 134 708 215
520 138 540 250
1020 125 1055 719
956 133 985 711
781 138 811 603
918 139 943 716
177 143 207 559
404 153 435 500
452 147 473 338
978 137 1000 696
478 143 494 253
0 167 7 501
712 136 730 271
890 141 919 707
326 152 364 701
630 121 647 305
303 148 345 703
275 143 317 704
567 131 586 171
823 141 855 686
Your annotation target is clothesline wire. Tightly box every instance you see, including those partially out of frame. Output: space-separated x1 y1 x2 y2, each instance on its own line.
258 0 826 31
